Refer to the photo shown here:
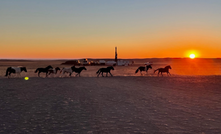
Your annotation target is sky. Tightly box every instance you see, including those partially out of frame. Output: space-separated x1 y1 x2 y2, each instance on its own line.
1 0 221 59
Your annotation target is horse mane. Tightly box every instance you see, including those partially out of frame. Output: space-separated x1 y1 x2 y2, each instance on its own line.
46 65 53 69
165 65 171 69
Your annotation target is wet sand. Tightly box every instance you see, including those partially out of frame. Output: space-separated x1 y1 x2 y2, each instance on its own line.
1 76 221 134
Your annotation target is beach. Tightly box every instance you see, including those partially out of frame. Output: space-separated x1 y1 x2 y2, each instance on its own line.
1 75 221 134
1 59 221 134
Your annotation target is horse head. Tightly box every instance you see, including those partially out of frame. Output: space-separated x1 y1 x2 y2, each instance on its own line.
108 66 114 70
146 65 152 69
21 67 27 72
165 65 172 69
82 67 87 70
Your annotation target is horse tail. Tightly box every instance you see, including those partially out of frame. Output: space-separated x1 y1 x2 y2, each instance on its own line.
135 68 139 73
5 67 11 76
154 69 159 74
34 68 39 73
96 69 100 74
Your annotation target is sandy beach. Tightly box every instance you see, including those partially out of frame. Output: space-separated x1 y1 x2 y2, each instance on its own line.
1 75 221 134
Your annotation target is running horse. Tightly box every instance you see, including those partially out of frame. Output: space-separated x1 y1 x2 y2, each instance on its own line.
5 66 27 78
35 65 53 77
47 67 61 77
135 65 152 75
71 66 87 77
154 65 172 76
60 66 75 77
96 66 114 77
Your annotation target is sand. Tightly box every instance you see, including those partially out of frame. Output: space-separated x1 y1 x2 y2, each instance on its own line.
1 76 221 134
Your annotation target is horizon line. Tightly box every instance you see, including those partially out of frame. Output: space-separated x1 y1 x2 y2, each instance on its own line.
1 57 221 60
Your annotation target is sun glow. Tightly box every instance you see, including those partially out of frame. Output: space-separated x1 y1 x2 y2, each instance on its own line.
190 54 195 59
185 50 200 59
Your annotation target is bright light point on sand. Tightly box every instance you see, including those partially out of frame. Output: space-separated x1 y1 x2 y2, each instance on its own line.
190 54 195 59
24 77 29 80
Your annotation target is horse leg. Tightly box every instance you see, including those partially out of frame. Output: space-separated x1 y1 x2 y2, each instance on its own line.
168 72 171 76
106 72 108 77
60 71 63 77
102 72 104 77
61 71 65 77
38 72 40 77
52 72 55 77
97 72 100 77
161 72 163 76
63 71 67 77
109 72 113 77
8 72 11 78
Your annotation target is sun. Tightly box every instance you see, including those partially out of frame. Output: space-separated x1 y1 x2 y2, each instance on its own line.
189 54 195 59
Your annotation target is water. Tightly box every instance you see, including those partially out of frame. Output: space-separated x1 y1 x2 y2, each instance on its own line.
0 58 221 78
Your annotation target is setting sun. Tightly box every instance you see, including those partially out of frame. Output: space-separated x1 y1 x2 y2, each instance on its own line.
190 54 195 59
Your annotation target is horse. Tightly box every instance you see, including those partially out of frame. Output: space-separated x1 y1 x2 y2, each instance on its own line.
5 66 27 77
47 67 60 77
96 66 114 77
60 66 75 77
154 65 172 76
34 65 53 77
135 65 152 75
71 66 87 77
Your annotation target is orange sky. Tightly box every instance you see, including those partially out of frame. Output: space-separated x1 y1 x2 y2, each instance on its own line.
1 1 221 59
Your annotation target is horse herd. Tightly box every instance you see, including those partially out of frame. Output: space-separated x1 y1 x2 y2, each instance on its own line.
4 65 172 78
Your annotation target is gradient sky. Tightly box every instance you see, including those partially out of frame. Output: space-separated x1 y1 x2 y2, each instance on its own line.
1 0 221 59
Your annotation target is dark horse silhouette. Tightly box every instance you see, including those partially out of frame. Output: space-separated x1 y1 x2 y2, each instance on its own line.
135 65 152 75
35 65 53 77
71 66 87 77
5 66 27 77
96 66 114 77
154 65 172 76
47 67 61 76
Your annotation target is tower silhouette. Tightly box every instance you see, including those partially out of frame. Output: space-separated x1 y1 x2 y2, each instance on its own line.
115 47 118 63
